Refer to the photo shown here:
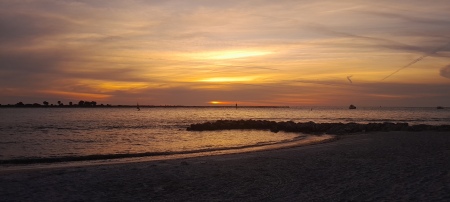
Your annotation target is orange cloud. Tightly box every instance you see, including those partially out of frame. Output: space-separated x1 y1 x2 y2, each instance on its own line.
40 90 112 100
367 94 414 99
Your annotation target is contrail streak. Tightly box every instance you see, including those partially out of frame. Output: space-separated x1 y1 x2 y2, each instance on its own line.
381 42 450 81
347 75 353 84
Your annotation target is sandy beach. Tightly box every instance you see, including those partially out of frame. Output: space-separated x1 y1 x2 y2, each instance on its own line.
1 131 450 201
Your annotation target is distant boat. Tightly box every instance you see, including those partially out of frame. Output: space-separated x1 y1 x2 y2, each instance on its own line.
349 104 356 109
437 106 444 109
137 103 140 111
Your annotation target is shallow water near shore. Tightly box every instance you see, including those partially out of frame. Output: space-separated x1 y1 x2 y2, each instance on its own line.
0 106 449 168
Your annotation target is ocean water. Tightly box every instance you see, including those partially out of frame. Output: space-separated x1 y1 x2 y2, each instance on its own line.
0 107 449 165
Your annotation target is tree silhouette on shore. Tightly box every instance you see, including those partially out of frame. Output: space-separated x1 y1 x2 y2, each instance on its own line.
1 100 106 108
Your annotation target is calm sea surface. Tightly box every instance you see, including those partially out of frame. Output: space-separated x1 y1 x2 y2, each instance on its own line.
0 107 449 165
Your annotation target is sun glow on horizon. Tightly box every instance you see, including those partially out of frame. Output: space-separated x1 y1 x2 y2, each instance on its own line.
208 101 233 105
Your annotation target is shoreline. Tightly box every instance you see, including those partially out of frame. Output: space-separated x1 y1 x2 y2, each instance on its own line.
0 134 336 173
1 131 449 201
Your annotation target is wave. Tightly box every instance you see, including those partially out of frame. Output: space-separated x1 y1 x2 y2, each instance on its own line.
26 125 178 133
0 136 314 165
16 116 450 132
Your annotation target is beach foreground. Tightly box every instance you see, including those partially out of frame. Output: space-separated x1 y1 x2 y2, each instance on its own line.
1 131 450 201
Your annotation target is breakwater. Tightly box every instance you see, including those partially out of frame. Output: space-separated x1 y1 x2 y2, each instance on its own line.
187 120 450 134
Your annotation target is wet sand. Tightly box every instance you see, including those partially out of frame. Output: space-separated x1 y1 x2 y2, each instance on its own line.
1 131 450 201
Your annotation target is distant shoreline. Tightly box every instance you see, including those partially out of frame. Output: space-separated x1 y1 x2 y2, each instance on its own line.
1 105 447 109
0 105 290 108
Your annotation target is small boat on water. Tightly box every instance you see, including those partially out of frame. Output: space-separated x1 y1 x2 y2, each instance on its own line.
437 106 444 109
349 104 356 109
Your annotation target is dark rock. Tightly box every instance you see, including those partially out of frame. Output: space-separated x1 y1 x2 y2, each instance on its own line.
186 120 450 134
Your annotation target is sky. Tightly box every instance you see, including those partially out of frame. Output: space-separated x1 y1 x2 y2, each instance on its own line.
1 0 449 107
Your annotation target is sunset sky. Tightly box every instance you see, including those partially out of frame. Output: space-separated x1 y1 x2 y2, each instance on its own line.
1 0 449 106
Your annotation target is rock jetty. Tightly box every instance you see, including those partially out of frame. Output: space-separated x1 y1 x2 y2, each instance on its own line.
187 120 450 135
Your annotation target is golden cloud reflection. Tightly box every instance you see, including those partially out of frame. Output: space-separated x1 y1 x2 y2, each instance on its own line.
206 50 273 60
77 80 149 92
198 76 256 83
185 50 273 60
97 82 148 91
